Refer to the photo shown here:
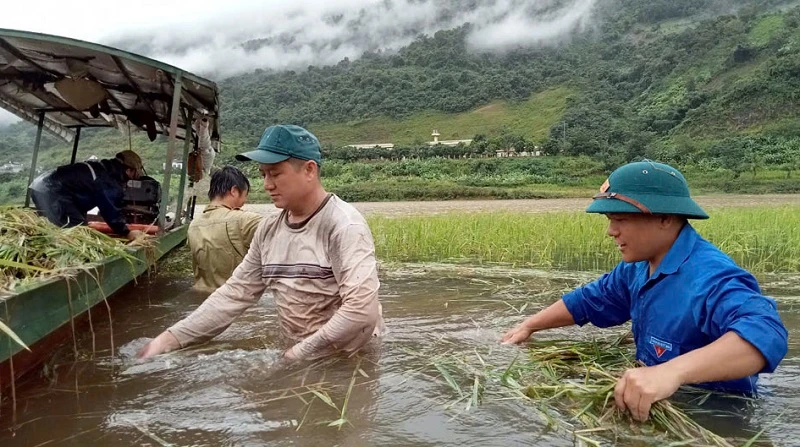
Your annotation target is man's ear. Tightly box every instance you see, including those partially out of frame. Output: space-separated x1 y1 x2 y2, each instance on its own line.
306 160 318 177
659 214 678 228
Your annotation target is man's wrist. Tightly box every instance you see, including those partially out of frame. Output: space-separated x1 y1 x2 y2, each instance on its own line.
159 330 182 351
522 316 540 333
659 357 691 386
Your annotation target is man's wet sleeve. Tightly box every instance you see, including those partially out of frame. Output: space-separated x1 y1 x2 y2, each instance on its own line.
562 264 632 328
168 220 268 347
702 275 788 373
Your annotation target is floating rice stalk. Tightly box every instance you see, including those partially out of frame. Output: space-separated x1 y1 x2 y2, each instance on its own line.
29 426 99 447
465 374 482 412
740 409 786 447
310 389 339 412
123 419 175 447
231 382 333 410
0 319 29 352
297 396 315 431
412 334 741 446
327 357 363 429
434 363 464 398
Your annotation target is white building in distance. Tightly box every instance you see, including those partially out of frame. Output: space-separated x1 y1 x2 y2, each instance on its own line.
346 143 395 149
429 129 472 146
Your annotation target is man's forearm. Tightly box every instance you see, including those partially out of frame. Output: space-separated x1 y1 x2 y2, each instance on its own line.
168 293 244 346
502 299 576 344
522 299 576 332
664 331 766 385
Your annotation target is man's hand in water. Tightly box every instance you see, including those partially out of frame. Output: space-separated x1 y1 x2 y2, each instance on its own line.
501 323 535 345
283 347 298 361
137 331 181 359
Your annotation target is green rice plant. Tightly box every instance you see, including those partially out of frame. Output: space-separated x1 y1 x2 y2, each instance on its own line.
368 206 800 273
693 207 800 273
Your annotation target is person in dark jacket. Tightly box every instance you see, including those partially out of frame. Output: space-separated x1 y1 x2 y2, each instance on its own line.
29 150 146 240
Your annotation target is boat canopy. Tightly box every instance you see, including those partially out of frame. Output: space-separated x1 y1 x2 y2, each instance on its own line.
0 28 220 143
0 28 221 226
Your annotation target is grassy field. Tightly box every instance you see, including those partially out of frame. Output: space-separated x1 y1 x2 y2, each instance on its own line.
308 86 576 146
747 14 786 47
368 206 800 273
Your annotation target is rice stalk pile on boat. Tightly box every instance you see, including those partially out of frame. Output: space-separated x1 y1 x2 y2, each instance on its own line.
0 207 137 293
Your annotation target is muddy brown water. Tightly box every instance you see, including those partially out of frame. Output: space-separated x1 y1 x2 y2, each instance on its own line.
1 261 798 446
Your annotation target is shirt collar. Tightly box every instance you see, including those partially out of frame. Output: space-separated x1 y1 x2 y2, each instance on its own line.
203 203 236 213
653 222 698 276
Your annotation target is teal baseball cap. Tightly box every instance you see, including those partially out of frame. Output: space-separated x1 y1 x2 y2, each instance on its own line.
586 161 708 219
236 124 322 165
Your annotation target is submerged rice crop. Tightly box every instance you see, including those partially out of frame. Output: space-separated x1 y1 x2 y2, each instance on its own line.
368 206 800 273
0 207 137 292
409 333 757 446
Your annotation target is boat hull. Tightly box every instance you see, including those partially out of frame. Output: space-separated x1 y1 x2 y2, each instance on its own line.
0 225 188 389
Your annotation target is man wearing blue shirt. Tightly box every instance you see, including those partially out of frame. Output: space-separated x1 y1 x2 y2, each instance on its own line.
502 161 788 422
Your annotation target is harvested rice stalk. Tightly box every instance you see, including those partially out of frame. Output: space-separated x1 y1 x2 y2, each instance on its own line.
413 334 744 447
0 207 139 292
128 235 158 277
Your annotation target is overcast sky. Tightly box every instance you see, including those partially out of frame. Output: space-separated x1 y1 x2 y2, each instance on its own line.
0 0 598 125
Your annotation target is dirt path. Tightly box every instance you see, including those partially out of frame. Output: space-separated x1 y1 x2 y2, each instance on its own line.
213 194 798 217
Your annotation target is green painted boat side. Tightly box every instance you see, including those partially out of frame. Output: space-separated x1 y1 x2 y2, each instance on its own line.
0 225 187 386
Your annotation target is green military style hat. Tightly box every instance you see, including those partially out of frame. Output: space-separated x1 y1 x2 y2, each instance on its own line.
587 161 709 219
236 124 322 165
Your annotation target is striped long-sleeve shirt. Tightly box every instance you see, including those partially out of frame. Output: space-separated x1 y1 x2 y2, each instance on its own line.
169 194 384 359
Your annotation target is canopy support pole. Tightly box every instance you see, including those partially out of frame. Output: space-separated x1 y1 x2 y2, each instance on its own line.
175 109 193 224
69 127 82 164
158 73 183 230
24 111 46 207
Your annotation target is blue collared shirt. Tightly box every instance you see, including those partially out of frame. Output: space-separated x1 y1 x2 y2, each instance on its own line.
562 223 788 394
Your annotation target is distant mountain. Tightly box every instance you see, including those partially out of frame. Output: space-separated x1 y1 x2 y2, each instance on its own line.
3 0 799 172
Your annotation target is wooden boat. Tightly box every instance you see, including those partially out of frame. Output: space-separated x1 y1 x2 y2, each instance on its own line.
0 28 220 389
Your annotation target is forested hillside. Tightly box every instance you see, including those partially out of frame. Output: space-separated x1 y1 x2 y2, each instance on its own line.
2 0 800 203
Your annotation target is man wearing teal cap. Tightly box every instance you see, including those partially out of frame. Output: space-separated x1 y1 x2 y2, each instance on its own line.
140 125 384 361
502 160 787 422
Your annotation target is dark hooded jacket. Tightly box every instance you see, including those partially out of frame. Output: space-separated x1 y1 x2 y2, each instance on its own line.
45 159 130 235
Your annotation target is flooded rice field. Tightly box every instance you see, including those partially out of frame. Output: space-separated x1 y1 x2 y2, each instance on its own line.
1 259 799 446
227 194 800 217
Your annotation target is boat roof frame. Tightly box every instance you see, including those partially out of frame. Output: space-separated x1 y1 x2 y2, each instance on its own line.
0 28 220 227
